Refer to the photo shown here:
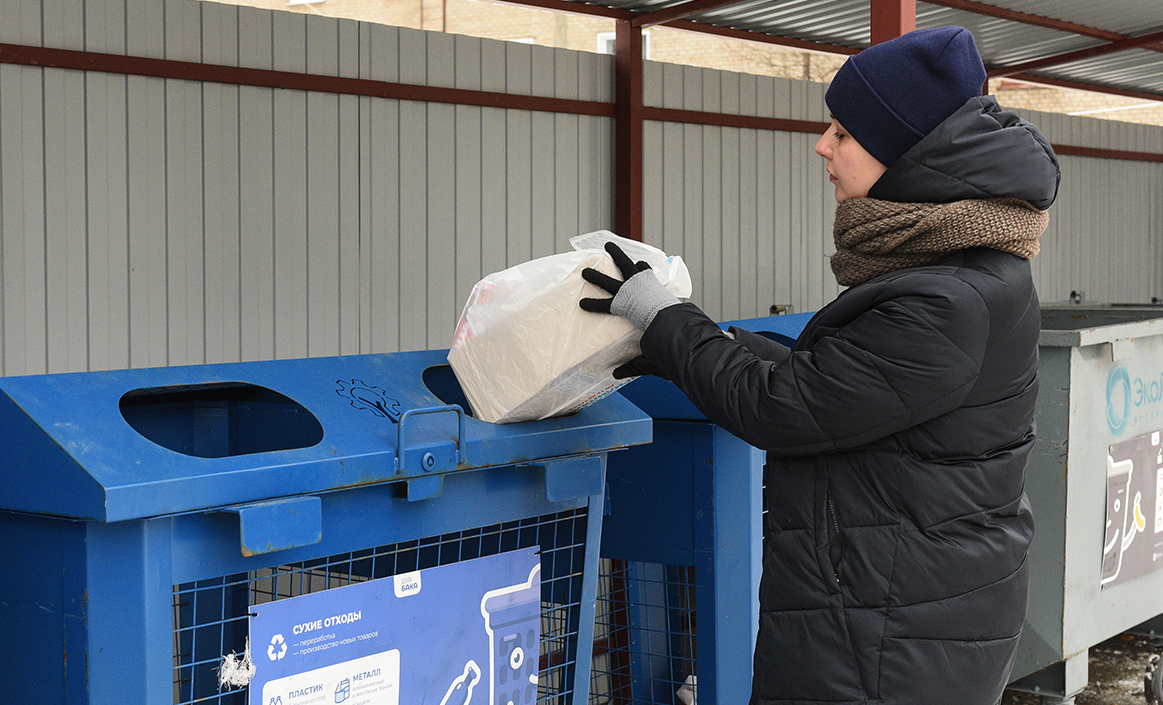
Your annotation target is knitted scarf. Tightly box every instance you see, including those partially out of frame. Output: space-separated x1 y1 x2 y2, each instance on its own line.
830 197 1048 287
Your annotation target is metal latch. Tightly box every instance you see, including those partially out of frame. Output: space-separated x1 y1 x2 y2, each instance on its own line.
395 404 465 476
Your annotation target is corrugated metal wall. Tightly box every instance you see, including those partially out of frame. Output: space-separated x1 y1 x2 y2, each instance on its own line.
641 63 839 317
639 61 1163 316
1 0 1161 377
1018 110 1163 305
0 0 614 375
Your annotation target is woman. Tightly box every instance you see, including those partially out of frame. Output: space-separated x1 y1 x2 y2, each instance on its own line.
581 26 1060 705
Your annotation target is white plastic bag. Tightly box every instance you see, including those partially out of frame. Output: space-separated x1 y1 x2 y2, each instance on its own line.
448 231 691 424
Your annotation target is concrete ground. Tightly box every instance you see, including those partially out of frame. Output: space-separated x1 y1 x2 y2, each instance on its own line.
1002 633 1159 705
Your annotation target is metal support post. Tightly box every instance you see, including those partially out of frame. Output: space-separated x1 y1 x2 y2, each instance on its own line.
869 0 916 45
692 426 765 704
614 19 644 240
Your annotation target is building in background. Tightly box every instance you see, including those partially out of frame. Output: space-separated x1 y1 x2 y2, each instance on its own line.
991 78 1163 126
213 0 847 83
215 0 1162 125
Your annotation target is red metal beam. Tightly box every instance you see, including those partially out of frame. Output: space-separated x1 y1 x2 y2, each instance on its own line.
924 0 1163 54
640 106 1163 163
0 43 616 117
869 0 916 45
632 0 744 29
665 19 860 56
1053 144 1163 163
643 106 829 134
924 0 1124 41
493 0 1163 60
487 0 632 20
1005 71 1163 104
4 39 1161 178
988 29 1163 78
614 20 645 241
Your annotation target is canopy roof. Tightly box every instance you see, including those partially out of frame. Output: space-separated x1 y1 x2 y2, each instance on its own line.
514 0 1163 101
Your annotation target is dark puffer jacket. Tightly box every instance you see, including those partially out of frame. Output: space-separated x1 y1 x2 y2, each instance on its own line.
638 96 1059 705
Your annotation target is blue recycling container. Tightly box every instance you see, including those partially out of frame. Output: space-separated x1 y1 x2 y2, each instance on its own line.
0 350 651 705
592 313 813 705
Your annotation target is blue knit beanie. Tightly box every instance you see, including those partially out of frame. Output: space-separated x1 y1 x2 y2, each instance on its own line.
825 27 986 167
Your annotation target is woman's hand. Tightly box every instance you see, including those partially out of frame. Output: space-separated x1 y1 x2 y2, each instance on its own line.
579 241 678 331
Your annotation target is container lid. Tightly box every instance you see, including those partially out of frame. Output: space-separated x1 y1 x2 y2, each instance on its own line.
0 350 651 522
1040 306 1163 347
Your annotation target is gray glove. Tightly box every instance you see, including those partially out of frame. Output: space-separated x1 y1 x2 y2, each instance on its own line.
579 241 679 331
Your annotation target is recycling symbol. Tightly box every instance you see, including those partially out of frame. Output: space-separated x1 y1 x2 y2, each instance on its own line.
267 634 287 661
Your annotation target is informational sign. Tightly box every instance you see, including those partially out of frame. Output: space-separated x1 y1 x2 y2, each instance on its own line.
249 547 541 705
1102 342 1163 439
1102 430 1163 589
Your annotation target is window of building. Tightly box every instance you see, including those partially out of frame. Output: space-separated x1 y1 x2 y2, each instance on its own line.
596 31 650 59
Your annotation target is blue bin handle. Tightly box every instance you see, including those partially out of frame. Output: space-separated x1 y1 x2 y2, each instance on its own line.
395 404 466 474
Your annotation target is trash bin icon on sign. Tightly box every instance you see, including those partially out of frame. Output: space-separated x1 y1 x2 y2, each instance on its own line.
481 563 541 705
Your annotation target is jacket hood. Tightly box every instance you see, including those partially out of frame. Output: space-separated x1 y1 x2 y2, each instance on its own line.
868 96 1061 209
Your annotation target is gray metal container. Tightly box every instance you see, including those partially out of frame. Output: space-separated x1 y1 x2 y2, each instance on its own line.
1011 305 1163 703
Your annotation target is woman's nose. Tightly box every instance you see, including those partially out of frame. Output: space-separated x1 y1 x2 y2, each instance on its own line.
814 133 830 159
